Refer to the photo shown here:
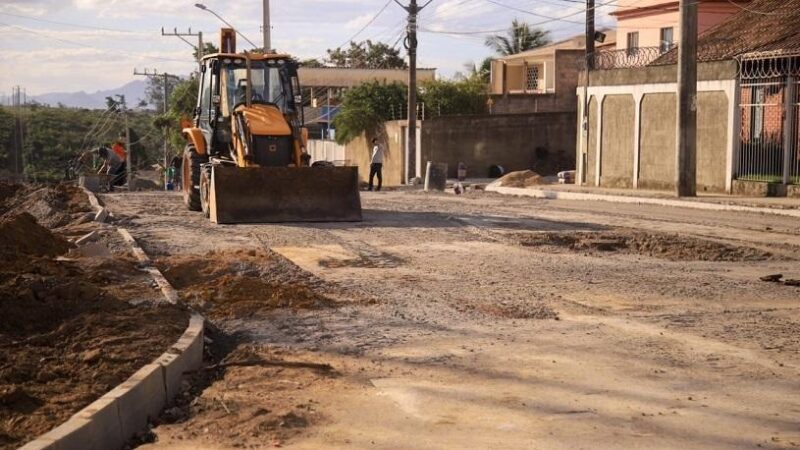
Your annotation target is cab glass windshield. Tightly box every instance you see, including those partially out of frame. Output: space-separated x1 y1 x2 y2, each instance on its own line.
222 59 291 114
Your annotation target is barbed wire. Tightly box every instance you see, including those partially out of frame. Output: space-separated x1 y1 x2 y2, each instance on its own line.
592 47 664 70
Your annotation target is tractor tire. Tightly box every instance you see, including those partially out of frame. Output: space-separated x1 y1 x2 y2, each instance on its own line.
182 146 205 211
200 166 212 219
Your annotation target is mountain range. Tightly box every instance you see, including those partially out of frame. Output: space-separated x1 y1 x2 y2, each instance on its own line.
31 80 148 110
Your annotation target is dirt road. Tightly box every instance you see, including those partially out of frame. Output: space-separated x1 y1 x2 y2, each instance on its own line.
102 190 800 450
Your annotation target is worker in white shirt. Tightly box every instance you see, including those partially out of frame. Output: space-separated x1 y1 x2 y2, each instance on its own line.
368 138 384 191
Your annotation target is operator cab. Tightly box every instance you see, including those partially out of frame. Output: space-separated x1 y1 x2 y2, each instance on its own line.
194 53 303 164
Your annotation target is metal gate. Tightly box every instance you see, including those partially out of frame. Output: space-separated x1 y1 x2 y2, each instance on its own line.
737 55 800 184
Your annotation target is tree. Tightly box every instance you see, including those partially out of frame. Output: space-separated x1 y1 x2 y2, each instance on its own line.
458 57 493 84
327 40 407 69
300 58 325 68
145 76 183 112
332 81 407 144
194 42 218 61
485 19 550 56
419 77 487 117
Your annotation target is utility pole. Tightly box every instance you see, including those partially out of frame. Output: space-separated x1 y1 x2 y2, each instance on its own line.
122 99 133 191
586 0 595 71
675 0 698 197
395 0 433 184
12 86 23 177
581 0 595 185
162 27 204 69
263 0 271 51
134 69 181 190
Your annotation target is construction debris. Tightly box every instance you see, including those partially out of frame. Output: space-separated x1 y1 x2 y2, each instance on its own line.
760 274 784 282
492 170 548 188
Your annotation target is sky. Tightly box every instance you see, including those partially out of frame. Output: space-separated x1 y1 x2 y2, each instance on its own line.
0 0 617 97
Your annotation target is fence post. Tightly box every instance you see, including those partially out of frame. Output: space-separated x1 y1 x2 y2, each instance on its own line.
783 75 797 185
783 76 796 185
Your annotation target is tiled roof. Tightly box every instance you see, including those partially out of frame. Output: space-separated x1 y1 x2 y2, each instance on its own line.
657 0 800 63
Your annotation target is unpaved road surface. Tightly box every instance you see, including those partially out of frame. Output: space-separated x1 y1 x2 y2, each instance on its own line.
102 190 800 450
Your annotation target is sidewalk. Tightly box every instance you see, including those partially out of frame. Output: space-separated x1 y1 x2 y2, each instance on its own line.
484 182 800 218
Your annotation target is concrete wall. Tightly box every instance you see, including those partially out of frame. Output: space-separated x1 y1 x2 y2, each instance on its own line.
421 112 576 179
696 91 728 192
586 97 599 186
299 67 435 88
578 85 732 193
638 93 676 190
600 95 635 188
343 121 406 187
582 60 737 86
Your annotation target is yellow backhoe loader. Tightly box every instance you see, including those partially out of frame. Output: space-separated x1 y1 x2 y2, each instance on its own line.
181 29 362 223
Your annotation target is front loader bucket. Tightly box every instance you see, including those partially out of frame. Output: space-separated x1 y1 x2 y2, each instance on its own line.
209 165 362 224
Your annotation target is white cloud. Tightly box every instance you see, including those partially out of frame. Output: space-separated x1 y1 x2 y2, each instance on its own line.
344 13 374 31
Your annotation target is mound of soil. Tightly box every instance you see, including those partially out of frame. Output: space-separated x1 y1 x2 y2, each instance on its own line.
494 170 548 188
158 249 336 319
0 213 72 262
516 230 778 262
0 255 188 449
0 183 92 229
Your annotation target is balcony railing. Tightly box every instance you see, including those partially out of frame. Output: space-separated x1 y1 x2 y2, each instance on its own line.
592 47 667 70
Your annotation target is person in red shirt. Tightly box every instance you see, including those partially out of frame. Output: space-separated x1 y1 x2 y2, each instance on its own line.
111 139 127 161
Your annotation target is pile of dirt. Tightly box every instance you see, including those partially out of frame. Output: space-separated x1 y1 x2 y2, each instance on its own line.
153 344 332 449
0 183 92 229
0 253 188 449
157 249 337 319
0 213 72 261
515 230 779 262
494 170 548 188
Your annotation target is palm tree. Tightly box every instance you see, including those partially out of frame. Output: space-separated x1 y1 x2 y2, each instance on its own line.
485 19 550 56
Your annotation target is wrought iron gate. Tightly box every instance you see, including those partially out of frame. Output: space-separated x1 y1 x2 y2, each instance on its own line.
737 54 800 184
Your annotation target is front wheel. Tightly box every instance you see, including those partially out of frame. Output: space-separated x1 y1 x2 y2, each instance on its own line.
182 146 206 211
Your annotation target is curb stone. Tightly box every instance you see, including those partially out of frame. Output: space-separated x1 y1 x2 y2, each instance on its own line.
485 185 800 219
19 191 204 450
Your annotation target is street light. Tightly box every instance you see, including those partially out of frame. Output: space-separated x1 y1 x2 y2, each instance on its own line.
194 2 258 49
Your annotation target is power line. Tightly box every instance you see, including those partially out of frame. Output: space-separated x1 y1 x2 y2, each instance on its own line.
0 10 138 33
484 0 584 24
724 0 782 15
333 0 394 51
0 21 195 63
420 0 624 36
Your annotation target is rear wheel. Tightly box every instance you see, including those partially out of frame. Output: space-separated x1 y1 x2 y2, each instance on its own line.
200 165 212 218
182 146 205 211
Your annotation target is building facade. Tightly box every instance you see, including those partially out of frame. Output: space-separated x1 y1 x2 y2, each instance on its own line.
576 0 800 196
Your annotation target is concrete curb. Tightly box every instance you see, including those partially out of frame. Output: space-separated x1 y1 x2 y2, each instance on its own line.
81 187 110 223
20 191 204 450
485 185 800 219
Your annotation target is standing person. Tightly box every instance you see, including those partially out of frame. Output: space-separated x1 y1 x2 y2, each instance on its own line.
368 138 384 192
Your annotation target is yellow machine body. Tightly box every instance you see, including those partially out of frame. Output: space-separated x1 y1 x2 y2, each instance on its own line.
181 41 361 223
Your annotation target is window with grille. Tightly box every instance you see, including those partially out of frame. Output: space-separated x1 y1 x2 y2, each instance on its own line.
660 27 674 53
526 65 540 91
627 32 639 56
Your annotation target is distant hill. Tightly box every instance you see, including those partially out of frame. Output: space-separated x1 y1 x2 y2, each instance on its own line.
32 80 148 110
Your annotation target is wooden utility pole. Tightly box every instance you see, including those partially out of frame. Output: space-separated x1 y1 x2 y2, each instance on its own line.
585 0 595 71
395 0 433 183
581 0 595 185
134 69 180 190
162 28 204 69
122 100 133 191
676 0 698 197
